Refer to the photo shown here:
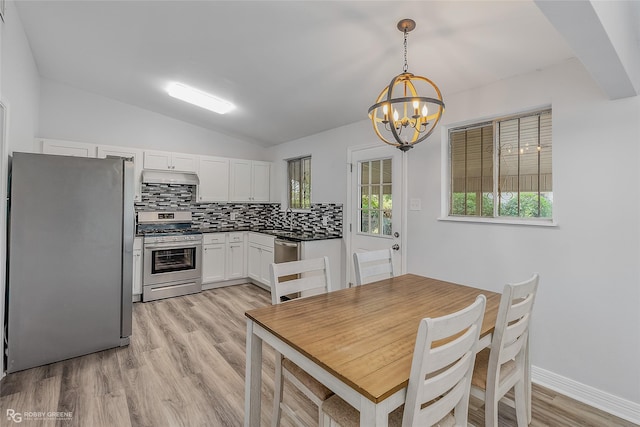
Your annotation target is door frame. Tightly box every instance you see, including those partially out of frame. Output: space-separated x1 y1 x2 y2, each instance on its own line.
345 143 408 286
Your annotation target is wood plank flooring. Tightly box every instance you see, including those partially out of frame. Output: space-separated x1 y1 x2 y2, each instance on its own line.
0 284 636 427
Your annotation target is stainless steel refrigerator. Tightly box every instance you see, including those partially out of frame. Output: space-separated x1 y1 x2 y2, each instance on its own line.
6 152 133 373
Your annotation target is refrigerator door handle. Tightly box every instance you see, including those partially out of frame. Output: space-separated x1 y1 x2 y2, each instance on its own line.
121 159 134 340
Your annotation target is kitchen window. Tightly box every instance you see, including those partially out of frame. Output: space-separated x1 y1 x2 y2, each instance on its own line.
288 156 311 209
448 109 552 221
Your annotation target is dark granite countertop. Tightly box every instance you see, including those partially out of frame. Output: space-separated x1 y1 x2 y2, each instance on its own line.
198 227 341 242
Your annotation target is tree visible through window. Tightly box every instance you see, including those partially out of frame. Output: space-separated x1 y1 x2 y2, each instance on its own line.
288 156 311 209
358 158 392 236
449 109 552 219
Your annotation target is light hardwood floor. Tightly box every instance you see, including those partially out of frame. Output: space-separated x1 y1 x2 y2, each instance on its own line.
0 284 636 427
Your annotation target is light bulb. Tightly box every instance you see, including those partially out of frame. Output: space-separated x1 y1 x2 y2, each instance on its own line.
393 109 399 122
422 105 428 117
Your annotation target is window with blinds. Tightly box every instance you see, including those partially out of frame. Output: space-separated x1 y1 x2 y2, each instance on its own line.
449 109 552 219
288 156 311 209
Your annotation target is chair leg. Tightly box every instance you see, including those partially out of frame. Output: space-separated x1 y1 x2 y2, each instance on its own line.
514 379 528 426
525 336 532 424
484 393 499 427
318 403 327 427
272 353 284 427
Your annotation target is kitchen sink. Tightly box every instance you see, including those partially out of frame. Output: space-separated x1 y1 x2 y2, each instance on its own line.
260 229 305 239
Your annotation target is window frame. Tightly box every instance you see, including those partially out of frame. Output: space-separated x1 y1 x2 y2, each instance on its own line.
441 107 556 227
287 155 312 210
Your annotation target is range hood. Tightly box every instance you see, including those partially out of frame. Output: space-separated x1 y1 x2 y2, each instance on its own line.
141 170 199 186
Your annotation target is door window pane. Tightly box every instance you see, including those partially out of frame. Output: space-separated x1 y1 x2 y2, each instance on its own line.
358 158 392 236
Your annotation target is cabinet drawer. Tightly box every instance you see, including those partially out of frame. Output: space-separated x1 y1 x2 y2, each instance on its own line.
228 232 245 243
248 232 274 247
203 233 226 244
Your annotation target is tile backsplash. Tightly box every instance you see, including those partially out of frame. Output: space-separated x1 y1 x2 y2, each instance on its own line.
135 183 342 237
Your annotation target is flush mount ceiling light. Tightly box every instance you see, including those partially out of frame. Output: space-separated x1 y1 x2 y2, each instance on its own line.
368 19 445 152
167 82 235 114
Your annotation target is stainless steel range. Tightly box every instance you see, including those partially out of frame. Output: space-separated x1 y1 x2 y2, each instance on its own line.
138 211 202 302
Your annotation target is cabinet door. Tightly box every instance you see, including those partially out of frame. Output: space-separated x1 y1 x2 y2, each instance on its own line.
203 244 226 283
229 159 252 201
171 153 198 172
259 247 274 287
144 150 172 170
226 242 245 280
42 139 97 157
97 145 143 201
248 244 261 281
198 156 230 202
252 161 271 202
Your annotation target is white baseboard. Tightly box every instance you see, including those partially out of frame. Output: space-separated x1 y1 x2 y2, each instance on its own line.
532 366 640 424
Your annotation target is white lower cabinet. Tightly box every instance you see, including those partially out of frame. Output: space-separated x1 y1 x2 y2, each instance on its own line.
203 242 226 283
202 232 247 284
247 232 274 288
133 237 143 299
227 232 247 279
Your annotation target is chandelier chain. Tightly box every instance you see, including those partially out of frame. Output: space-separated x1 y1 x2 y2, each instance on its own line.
403 29 408 73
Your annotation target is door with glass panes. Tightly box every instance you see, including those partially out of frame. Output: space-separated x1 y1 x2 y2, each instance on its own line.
349 145 403 286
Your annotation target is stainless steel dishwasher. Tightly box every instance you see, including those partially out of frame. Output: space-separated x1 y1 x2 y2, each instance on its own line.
274 239 300 264
274 239 301 287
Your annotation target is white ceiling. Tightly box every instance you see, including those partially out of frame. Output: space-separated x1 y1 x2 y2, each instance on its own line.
14 1 575 147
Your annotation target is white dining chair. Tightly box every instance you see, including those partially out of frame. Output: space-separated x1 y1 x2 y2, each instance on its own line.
322 295 487 427
470 273 539 427
270 257 333 427
353 248 394 286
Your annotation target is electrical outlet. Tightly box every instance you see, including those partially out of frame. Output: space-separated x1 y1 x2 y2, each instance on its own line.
230 212 237 220
322 216 329 226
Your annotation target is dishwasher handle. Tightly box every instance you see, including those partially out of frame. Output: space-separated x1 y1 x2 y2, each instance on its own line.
275 239 299 248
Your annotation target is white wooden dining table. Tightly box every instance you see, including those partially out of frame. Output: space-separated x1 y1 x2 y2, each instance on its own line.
244 273 501 426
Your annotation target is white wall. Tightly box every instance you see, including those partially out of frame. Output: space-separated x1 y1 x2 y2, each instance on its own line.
36 78 268 160
1 1 40 153
269 58 640 418
407 58 640 407
267 119 375 293
0 0 41 379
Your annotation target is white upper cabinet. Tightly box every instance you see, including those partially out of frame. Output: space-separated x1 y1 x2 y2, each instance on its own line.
230 160 271 202
143 150 197 172
197 156 229 202
97 145 143 201
41 139 97 158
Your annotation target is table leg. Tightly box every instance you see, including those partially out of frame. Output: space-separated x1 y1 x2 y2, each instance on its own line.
359 396 389 427
245 319 263 427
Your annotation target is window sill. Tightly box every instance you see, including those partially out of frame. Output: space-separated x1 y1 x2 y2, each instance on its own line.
437 216 557 227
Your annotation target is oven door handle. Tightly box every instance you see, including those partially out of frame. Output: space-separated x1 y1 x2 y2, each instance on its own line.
144 243 201 250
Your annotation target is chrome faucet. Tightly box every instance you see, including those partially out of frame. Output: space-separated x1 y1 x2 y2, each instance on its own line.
286 207 293 231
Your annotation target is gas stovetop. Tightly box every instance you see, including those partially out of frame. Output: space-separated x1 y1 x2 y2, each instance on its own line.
137 211 201 242
142 231 202 244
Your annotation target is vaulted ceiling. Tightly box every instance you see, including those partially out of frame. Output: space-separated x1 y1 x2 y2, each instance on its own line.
13 1 639 147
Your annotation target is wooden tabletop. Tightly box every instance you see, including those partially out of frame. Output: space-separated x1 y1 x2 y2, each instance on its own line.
245 273 501 403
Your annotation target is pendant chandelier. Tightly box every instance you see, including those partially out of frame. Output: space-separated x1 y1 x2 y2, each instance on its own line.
368 19 445 152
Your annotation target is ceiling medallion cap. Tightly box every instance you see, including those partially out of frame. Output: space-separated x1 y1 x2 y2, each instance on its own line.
397 19 416 33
